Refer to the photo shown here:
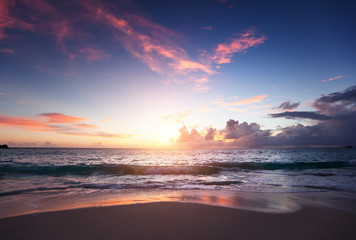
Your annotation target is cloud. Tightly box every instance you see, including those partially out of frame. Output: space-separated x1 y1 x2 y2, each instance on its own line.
0 112 126 138
59 131 130 138
163 111 191 124
270 124 334 147
5 141 56 147
271 85 356 121
312 85 356 117
176 126 203 142
38 113 88 123
0 92 4 95
0 48 14 54
222 119 271 147
0 0 35 39
34 65 55 73
42 141 56 147
1 0 76 58
83 4 214 77
214 94 268 107
74 123 96 129
321 75 343 82
78 47 111 63
174 120 271 148
274 100 300 111
0 115 58 131
2 1 266 91
174 85 356 147
80 2 264 91
193 77 210 92
268 85 356 146
205 128 216 140
211 30 266 64
5 142 39 148
175 126 222 148
224 119 270 139
202 25 213 31
269 111 330 120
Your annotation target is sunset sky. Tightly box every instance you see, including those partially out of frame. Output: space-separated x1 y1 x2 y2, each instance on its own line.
0 0 355 148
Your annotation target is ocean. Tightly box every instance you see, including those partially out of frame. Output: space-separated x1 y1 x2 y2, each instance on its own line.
1 148 356 217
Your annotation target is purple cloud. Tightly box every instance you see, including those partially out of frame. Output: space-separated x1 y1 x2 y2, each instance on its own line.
175 85 356 147
274 100 300 111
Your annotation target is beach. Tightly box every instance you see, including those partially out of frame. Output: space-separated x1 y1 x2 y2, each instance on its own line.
1 201 356 240
1 148 356 239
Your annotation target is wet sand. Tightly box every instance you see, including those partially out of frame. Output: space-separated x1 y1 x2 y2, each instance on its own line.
1 202 355 240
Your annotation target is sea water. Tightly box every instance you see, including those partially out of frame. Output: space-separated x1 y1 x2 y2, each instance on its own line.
1 148 356 217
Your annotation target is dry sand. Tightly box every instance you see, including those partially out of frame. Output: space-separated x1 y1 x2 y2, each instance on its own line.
1 202 355 240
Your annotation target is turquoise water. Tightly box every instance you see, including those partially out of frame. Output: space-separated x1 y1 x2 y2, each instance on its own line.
1 148 356 196
1 148 356 217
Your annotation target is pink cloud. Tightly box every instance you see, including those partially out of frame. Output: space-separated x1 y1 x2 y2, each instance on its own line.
83 3 214 79
193 77 210 92
60 131 130 138
74 123 97 129
202 25 213 31
0 0 35 39
321 75 343 82
34 65 55 73
212 31 266 64
0 115 56 131
1 1 266 92
38 113 88 123
1 0 77 58
0 48 14 54
0 113 126 138
78 47 111 63
214 95 269 106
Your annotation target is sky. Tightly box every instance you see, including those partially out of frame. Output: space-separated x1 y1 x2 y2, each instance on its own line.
0 0 355 148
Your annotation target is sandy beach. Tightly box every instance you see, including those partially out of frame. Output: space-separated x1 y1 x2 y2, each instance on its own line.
1 202 355 240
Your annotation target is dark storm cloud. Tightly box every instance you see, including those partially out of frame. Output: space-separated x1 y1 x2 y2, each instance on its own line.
270 85 356 121
271 124 333 146
176 86 356 147
312 85 356 118
267 86 356 146
269 111 330 120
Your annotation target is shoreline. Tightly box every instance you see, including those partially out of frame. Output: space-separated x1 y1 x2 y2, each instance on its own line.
1 189 356 219
1 201 356 240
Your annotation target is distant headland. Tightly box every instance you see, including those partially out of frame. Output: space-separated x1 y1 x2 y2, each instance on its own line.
0 144 9 149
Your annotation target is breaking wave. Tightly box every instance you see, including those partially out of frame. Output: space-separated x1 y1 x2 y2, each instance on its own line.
211 160 355 171
0 164 220 176
0 160 354 177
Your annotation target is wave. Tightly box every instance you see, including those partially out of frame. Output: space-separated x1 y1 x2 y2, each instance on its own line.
211 160 355 171
0 164 220 176
0 187 70 197
201 180 243 186
0 160 353 177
